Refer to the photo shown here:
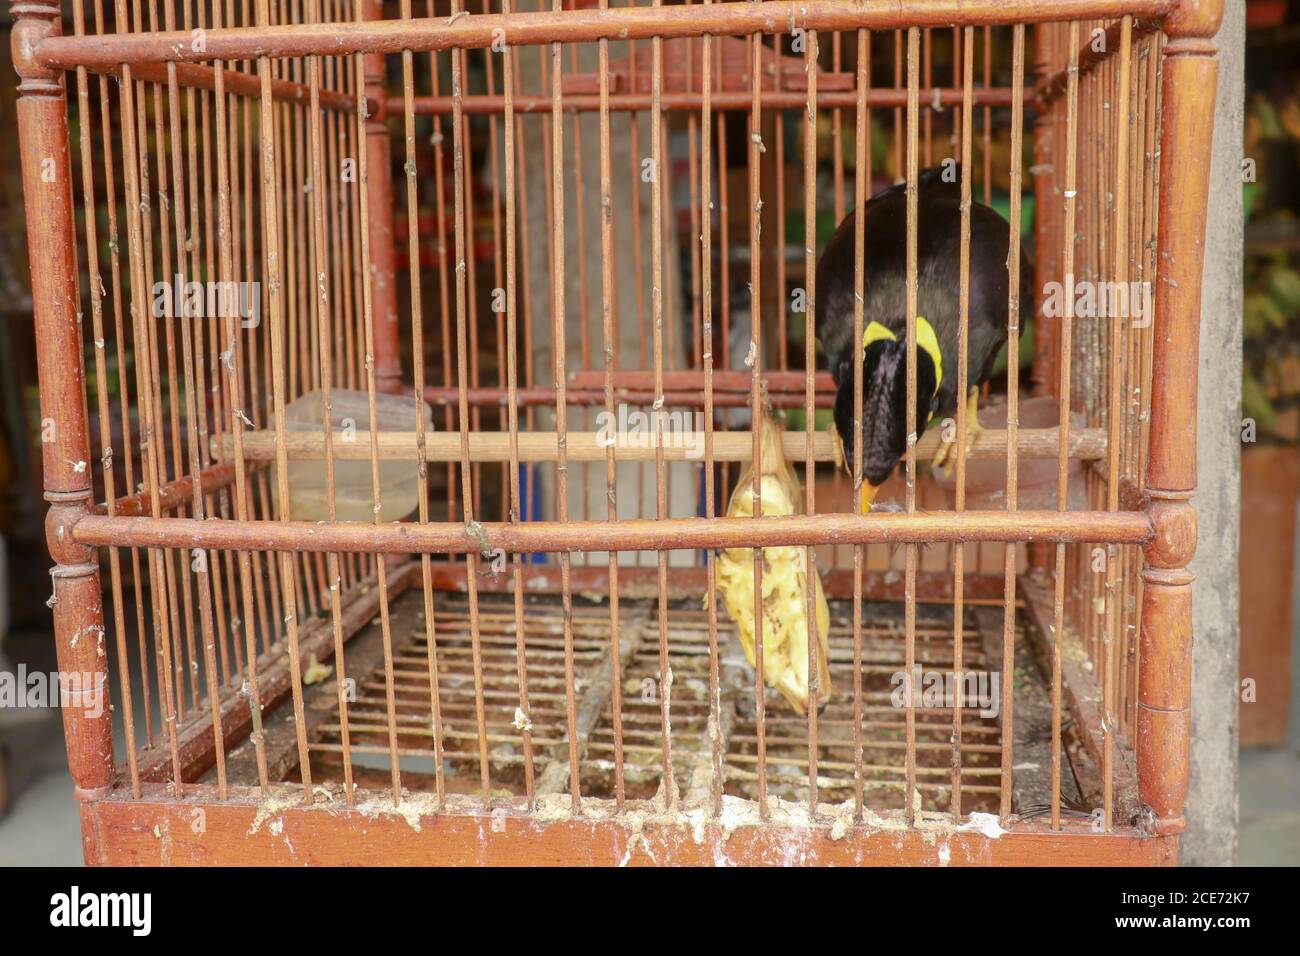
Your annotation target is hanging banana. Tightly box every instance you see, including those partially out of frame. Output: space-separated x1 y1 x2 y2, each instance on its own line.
711 402 832 715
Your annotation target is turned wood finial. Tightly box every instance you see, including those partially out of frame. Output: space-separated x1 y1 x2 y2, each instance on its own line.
10 2 61 85
11 1 62 96
1164 0 1226 40
46 499 96 569
1144 498 1197 575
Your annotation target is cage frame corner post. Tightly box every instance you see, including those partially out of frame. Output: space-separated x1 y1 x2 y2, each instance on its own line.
11 0 116 805
1137 0 1224 842
362 0 402 395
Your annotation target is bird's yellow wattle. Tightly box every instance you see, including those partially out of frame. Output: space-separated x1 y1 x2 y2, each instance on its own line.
861 317 944 396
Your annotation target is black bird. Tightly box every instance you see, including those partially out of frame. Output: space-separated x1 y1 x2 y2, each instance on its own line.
815 165 1031 510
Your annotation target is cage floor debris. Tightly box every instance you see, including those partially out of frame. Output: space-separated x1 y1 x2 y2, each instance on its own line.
273 587 1084 818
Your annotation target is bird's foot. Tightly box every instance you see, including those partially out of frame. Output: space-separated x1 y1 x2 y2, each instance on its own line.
932 388 982 476
827 419 848 475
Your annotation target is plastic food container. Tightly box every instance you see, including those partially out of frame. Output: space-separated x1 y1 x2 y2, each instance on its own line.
275 388 434 522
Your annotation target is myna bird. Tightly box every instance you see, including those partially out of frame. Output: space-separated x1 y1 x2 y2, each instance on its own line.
815 165 1031 511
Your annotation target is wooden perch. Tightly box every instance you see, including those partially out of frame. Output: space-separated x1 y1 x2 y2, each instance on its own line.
215 426 1108 464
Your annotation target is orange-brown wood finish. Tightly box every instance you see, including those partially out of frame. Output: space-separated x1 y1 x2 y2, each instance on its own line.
14 0 115 801
14 0 1222 866
79 787 1180 866
363 0 401 394
1138 0 1222 837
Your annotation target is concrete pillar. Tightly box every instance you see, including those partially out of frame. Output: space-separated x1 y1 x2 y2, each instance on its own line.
1184 0 1244 867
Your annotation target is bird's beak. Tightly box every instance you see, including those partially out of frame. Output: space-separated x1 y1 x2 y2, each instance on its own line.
860 481 881 514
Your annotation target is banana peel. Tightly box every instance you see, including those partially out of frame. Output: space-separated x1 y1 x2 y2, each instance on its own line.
709 402 832 715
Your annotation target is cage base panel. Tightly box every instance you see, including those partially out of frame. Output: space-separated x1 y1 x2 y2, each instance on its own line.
133 561 419 786
159 581 1122 826
133 567 1019 796
292 591 1037 814
1018 573 1143 823
77 786 1178 866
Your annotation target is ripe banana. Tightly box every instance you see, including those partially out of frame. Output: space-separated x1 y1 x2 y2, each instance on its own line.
711 403 832 715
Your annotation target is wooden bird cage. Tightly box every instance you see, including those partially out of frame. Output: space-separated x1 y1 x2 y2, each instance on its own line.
13 0 1220 865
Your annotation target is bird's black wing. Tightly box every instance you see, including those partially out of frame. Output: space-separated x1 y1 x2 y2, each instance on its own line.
816 166 1027 416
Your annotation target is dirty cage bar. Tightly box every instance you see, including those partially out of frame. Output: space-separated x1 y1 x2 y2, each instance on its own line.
13 0 1219 864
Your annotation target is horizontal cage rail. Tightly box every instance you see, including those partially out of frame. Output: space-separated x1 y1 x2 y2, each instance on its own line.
389 86 1020 116
72 509 1155 555
34 0 1179 70
70 60 361 112
212 426 1109 463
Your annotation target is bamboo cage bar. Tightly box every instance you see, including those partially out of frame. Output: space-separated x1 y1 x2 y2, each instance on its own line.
1035 14 1161 105
1049 17 1081 833
699 0 719 818
849 22 867 823
951 22 975 821
903 22 920 825
311 0 357 805
447 0 492 803
1000 22 1026 822
802 19 821 813
71 0 139 797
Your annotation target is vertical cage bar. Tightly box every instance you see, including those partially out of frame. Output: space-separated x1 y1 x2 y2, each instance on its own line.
951 24 975 819
162 0 227 798
701 7 721 819
97 0 154 752
119 0 185 791
903 24 920 826
70 0 140 798
1051 19 1081 831
803 23 820 815
748 21 767 819
922 27 933 165
597 0 625 809
549 0 581 811
313 0 357 804
212 0 271 795
999 22 1026 825
982 26 992 205
686 10 702 375
652 1 675 809
427 14 455 523
1102 14 1134 831
259 0 315 803
850 24 868 823
148 15 194 723
501 0 536 807
1032 24 1058 429
446 0 492 801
